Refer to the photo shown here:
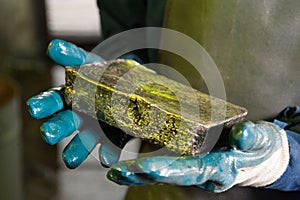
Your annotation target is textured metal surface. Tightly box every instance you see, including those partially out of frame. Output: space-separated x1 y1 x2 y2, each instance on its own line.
64 60 247 155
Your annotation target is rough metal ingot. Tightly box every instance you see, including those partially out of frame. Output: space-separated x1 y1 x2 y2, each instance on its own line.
64 60 248 155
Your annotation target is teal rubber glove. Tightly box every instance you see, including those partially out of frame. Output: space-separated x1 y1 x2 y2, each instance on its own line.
107 121 290 193
27 39 132 168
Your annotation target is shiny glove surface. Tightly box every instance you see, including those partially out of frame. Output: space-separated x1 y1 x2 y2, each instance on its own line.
107 121 289 193
27 39 132 168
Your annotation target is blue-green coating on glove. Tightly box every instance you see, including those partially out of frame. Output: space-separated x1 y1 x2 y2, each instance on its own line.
99 143 122 167
27 87 64 119
47 39 105 67
62 128 100 169
28 39 138 169
107 121 286 192
229 121 265 151
41 110 82 145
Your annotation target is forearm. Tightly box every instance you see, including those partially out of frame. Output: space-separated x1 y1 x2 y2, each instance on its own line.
264 130 300 191
264 106 300 191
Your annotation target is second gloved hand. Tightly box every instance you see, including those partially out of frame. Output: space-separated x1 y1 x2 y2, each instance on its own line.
107 121 289 193
27 39 132 168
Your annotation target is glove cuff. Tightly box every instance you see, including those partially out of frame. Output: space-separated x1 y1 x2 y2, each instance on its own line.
235 129 290 187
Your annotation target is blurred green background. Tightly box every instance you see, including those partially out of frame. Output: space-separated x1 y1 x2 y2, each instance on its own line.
0 1 103 199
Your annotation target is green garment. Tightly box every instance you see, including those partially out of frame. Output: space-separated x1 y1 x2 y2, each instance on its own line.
97 0 165 38
161 0 300 120
97 0 166 62
97 0 300 120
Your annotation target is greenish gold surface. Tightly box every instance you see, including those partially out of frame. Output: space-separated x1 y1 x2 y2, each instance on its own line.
65 60 247 155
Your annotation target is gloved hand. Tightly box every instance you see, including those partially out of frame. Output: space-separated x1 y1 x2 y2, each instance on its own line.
27 39 133 168
107 120 290 193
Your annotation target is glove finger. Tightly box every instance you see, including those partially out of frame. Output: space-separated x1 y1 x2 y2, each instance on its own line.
27 86 65 119
229 120 281 151
47 39 104 67
99 143 122 168
40 110 82 145
228 121 285 170
62 128 100 169
98 122 133 167
107 167 155 186
108 152 238 192
107 159 158 186
136 154 238 187
108 156 203 186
